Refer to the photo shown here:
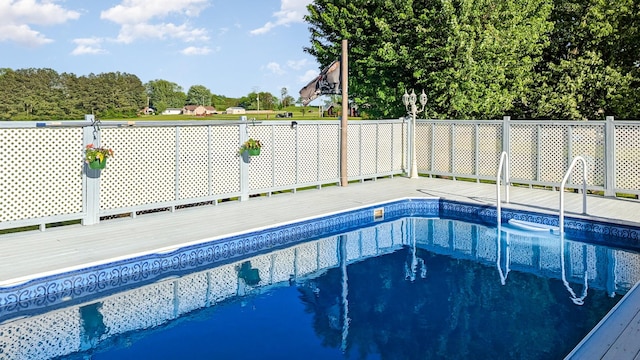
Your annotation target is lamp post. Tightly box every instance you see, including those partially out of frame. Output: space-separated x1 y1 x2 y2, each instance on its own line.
403 89 427 179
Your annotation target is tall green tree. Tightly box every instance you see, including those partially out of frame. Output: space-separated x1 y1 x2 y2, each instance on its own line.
527 0 640 120
186 85 213 106
145 79 187 113
305 0 554 119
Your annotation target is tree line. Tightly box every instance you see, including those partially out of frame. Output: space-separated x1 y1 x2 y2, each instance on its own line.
0 69 294 120
305 0 639 120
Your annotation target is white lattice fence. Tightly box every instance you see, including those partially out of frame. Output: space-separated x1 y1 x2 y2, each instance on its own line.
317 124 340 182
210 126 241 195
178 126 209 200
453 124 476 175
615 125 640 191
347 123 362 178
509 124 537 181
571 125 605 186
416 122 432 172
100 127 176 210
0 128 83 224
477 123 502 178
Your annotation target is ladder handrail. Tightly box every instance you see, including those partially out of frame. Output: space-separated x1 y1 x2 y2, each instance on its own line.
559 156 588 237
496 151 510 224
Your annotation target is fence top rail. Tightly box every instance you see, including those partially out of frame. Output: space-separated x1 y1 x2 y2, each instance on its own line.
416 118 640 126
0 118 407 129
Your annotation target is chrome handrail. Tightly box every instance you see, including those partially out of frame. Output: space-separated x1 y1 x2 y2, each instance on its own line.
559 156 588 237
496 151 510 225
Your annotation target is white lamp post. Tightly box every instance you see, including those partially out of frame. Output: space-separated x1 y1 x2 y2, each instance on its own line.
403 89 427 179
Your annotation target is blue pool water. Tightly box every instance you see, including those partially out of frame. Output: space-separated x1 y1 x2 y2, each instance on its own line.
1 199 640 359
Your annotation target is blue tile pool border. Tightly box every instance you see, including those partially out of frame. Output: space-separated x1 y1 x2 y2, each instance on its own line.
1 197 639 321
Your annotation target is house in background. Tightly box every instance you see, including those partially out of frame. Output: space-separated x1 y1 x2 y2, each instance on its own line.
162 108 183 115
183 105 217 116
226 107 246 115
323 102 359 117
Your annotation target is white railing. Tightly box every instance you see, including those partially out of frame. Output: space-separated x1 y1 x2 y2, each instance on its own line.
496 151 510 225
559 156 588 237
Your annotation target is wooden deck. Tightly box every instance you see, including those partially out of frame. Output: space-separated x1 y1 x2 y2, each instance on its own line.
1 176 639 358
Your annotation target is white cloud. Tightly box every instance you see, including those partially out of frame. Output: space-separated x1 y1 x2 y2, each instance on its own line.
298 69 319 84
181 46 213 55
266 62 285 75
71 37 108 55
101 0 208 24
250 0 311 35
115 23 209 44
101 0 210 44
287 59 308 70
0 0 80 47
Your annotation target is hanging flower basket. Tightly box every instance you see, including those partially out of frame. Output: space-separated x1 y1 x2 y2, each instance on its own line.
88 158 107 169
238 138 262 157
85 144 114 170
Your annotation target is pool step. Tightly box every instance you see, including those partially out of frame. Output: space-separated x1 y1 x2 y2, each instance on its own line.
507 219 560 235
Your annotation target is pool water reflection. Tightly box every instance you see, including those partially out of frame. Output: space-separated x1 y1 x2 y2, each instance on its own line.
1 217 639 359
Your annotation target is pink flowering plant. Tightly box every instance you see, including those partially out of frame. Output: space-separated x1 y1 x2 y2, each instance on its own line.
84 144 114 163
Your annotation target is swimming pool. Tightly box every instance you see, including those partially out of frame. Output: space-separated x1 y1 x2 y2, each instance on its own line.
1 199 639 359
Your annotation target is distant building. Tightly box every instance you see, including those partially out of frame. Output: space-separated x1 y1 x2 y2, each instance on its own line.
183 105 217 116
226 107 246 115
162 108 183 115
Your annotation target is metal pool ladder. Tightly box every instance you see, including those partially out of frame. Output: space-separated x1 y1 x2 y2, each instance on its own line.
559 156 588 237
496 151 510 224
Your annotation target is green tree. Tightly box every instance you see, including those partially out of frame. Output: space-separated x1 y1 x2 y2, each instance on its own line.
145 79 187 111
527 0 640 120
186 85 213 106
305 0 554 120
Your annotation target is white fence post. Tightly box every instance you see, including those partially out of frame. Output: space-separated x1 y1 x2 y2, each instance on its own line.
82 121 101 225
604 116 616 197
239 116 249 201
502 116 511 155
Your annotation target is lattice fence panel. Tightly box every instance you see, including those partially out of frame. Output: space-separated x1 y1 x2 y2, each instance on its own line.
272 125 297 187
0 128 83 222
100 281 175 335
509 236 534 266
347 124 362 177
210 126 241 195
453 222 473 255
392 123 407 172
539 125 568 183
272 247 295 283
376 123 394 173
433 124 452 173
297 125 320 184
453 124 476 175
477 124 502 177
360 124 378 175
178 127 209 199
614 250 640 290
510 125 537 181
100 127 176 209
0 307 81 360
317 124 339 182
615 125 640 191
416 123 432 172
248 126 274 190
571 126 605 186
176 272 209 315
476 226 497 262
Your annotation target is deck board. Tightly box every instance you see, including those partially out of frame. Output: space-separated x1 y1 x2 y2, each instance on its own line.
1 176 640 357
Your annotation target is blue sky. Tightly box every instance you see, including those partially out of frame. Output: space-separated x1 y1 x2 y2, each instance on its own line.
0 0 321 100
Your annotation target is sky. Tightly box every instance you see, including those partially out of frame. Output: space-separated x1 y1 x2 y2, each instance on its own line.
0 0 322 101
